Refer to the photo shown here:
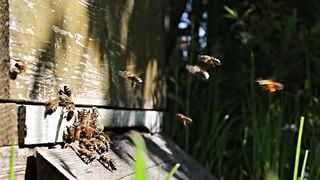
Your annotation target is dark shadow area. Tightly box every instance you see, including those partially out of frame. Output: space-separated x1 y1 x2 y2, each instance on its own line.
25 156 37 180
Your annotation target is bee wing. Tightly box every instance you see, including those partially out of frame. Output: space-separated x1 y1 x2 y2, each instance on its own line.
118 70 129 78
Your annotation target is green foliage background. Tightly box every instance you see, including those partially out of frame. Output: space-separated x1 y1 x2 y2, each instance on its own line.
166 0 320 179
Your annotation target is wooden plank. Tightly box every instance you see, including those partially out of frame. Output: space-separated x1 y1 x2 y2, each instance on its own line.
20 105 163 145
36 133 216 180
0 0 10 98
0 103 18 146
7 0 166 109
0 146 36 180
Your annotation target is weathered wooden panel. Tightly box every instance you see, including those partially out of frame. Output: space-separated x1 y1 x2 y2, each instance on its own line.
0 0 10 98
0 103 18 146
8 0 166 109
36 133 216 180
0 146 36 180
20 105 163 145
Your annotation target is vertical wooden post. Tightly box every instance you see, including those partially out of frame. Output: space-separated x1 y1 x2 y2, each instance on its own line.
0 0 10 98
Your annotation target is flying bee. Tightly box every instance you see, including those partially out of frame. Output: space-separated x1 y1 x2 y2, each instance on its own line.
199 55 221 67
59 94 73 106
45 98 60 115
256 79 284 93
79 138 95 151
78 148 95 164
9 60 27 80
118 70 143 87
185 65 210 81
175 113 192 127
99 155 117 171
65 102 76 121
63 85 72 97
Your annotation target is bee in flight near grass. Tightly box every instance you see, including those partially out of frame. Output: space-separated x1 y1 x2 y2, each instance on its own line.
256 79 284 93
199 55 221 67
185 65 210 81
175 113 192 127
118 70 143 87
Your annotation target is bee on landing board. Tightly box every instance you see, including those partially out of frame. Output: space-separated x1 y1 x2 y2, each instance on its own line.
79 138 95 151
81 125 98 139
99 154 117 171
78 148 95 164
199 55 221 67
175 113 192 127
118 70 143 87
185 65 210 81
256 79 284 93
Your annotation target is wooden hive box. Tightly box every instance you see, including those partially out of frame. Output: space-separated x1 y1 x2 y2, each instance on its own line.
0 0 216 179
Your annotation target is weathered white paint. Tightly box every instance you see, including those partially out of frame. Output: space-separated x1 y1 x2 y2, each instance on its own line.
21 105 163 145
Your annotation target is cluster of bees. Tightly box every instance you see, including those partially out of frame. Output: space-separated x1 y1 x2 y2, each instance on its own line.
45 86 116 171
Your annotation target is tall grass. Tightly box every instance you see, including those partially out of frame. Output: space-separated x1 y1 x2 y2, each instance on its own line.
133 134 147 180
293 116 305 180
9 143 15 180
167 1 320 179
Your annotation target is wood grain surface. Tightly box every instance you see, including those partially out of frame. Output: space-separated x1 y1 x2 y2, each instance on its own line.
0 0 10 99
0 103 18 146
36 133 217 180
7 0 166 109
0 146 36 180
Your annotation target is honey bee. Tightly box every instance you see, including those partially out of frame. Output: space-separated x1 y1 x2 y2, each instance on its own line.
91 107 99 119
185 65 210 81
175 113 192 127
92 138 107 154
199 55 221 67
66 102 76 121
63 85 72 97
98 133 111 144
78 148 95 164
78 109 91 125
79 138 95 151
63 126 75 144
45 98 60 115
97 134 111 152
118 70 143 87
9 60 27 80
256 79 284 93
99 155 117 171
81 125 98 139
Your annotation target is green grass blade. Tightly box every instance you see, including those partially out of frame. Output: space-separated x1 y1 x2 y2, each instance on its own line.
157 164 163 180
293 116 305 180
300 150 309 180
9 143 15 180
165 163 181 180
133 134 147 180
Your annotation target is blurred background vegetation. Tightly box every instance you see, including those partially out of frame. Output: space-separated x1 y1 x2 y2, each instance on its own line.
165 0 320 179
